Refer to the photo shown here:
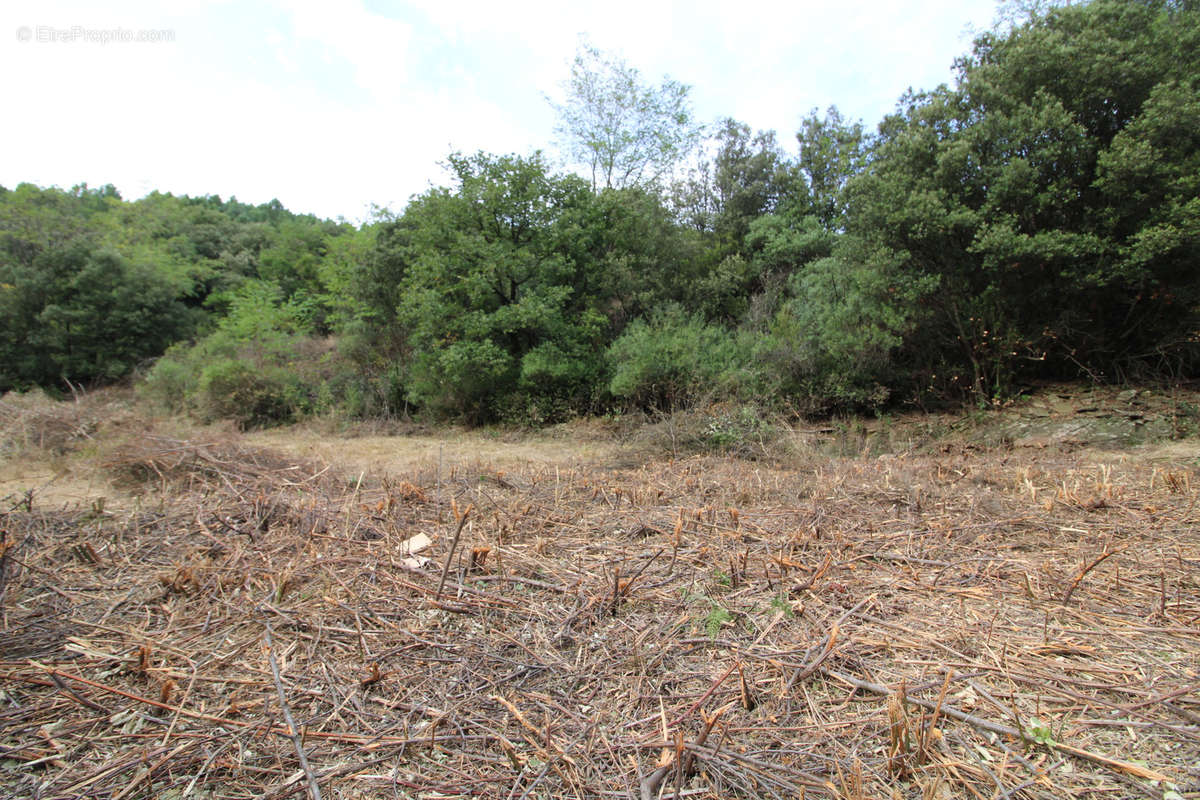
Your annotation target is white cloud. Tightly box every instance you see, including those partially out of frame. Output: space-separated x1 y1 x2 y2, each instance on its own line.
268 0 413 101
1 0 1001 220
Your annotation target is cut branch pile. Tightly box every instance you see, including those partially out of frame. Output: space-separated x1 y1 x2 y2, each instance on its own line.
2 436 1198 798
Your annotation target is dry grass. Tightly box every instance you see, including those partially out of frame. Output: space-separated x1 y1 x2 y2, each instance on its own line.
1 396 1199 799
0 388 144 510
245 423 630 478
0 390 109 459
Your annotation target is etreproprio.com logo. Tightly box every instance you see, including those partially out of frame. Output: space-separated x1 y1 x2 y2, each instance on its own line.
16 25 176 44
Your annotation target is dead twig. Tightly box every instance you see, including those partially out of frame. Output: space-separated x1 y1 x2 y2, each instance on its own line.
668 660 739 727
786 623 840 691
1061 544 1125 604
436 502 473 599
826 669 1170 784
264 620 323 800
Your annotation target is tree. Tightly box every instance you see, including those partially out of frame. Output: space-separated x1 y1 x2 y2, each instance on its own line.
0 181 357 394
385 152 610 421
1 244 196 390
796 107 870 229
834 0 1200 400
552 43 704 191
606 305 740 410
707 120 795 245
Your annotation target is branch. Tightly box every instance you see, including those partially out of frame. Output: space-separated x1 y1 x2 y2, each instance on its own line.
436 503 473 599
826 669 1169 784
1062 545 1125 605
263 621 323 800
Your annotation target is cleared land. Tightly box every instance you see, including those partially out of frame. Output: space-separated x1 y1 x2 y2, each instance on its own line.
1 389 1198 799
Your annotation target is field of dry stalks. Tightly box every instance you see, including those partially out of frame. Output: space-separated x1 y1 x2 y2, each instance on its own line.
1 389 1198 799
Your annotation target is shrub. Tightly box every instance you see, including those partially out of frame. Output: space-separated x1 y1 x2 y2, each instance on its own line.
138 281 339 428
607 306 741 410
138 350 196 414
195 358 304 428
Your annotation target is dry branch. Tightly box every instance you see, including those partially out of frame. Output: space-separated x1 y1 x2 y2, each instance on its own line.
1 423 1197 799
1061 544 1125 604
435 502 472 598
264 620 323 800
826 670 1170 783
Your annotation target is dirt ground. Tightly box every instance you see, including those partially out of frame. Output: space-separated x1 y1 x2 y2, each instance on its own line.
2 387 1198 799
244 425 628 478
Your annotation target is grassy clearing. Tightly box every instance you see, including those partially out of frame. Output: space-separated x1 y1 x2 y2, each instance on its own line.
1 388 1198 799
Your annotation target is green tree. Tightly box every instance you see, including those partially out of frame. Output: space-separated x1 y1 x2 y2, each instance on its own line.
796 107 870 230
387 152 610 421
759 241 937 410
552 43 704 191
711 120 795 246
1 181 356 396
826 0 1200 401
1 244 196 390
257 218 352 331
666 120 802 323
563 184 703 329
607 305 740 410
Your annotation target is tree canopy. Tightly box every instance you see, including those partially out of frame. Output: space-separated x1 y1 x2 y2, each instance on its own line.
552 43 704 191
5 0 1197 425
834 0 1200 399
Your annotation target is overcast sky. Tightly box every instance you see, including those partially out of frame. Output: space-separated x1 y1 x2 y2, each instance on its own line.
2 0 1000 221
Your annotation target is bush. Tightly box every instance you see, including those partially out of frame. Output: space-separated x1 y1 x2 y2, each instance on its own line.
195 358 305 428
138 347 198 414
742 251 931 413
138 281 341 428
607 306 741 410
703 405 773 452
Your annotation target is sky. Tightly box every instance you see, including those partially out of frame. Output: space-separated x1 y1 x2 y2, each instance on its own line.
1 0 1000 222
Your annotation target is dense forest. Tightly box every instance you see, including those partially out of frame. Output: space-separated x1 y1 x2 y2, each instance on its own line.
2 0 1197 427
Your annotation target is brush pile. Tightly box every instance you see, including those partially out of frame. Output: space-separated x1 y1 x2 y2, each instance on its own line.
2 432 1198 799
0 390 105 458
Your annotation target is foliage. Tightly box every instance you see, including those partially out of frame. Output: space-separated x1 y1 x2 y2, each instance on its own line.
607 306 741 410
8 1 1200 424
829 0 1200 402
140 281 327 428
755 245 936 411
796 107 870 229
704 605 733 638
669 120 802 322
194 357 308 429
553 43 704 191
0 237 198 391
1024 717 1056 746
386 153 611 421
568 184 703 329
0 182 347 393
673 119 796 244
702 405 774 453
